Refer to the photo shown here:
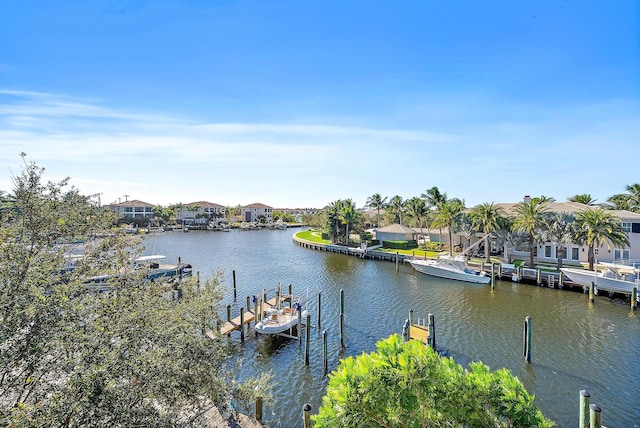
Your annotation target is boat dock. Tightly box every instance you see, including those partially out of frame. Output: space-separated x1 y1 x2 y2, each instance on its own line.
208 293 289 339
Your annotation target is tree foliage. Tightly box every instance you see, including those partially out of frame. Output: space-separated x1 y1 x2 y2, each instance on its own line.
313 335 553 428
0 158 268 427
574 207 630 270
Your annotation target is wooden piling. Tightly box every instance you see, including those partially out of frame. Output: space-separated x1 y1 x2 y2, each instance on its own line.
589 404 602 428
428 313 436 350
226 305 231 323
523 316 532 363
579 390 590 428
409 309 414 341
253 296 259 323
632 287 637 310
239 308 245 342
340 289 345 348
305 314 311 366
559 271 564 288
303 403 312 428
317 292 322 329
246 296 251 320
322 330 328 375
232 270 237 300
288 283 292 296
589 281 595 303
536 269 541 286
255 396 263 422
490 264 495 290
498 263 502 278
395 252 399 271
297 305 302 345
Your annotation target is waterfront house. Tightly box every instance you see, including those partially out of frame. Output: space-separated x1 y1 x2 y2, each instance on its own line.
241 203 273 223
374 224 418 242
109 199 155 219
456 200 640 265
178 201 225 226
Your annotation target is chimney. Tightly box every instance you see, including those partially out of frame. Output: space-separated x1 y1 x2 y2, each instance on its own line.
523 195 531 203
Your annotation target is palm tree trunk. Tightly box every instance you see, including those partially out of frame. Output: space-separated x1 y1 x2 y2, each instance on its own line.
529 235 535 267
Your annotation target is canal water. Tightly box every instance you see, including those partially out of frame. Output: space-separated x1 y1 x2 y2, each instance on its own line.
143 229 640 427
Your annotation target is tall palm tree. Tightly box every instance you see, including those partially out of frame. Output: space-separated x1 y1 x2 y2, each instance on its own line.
469 202 507 262
422 187 448 243
604 193 632 211
405 197 428 237
574 208 630 270
568 194 596 205
366 193 387 228
538 212 576 270
326 200 343 244
339 199 358 245
388 195 405 225
512 198 549 267
432 199 463 256
624 183 640 212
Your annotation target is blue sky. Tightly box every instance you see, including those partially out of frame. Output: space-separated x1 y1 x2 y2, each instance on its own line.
1 1 638 209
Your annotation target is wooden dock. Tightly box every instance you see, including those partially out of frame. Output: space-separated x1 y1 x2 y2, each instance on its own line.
409 323 430 343
207 295 287 339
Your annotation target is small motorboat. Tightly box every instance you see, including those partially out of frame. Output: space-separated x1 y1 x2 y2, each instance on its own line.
255 300 309 335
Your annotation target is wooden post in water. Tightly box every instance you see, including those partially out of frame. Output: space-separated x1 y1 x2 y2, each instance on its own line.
536 269 541 286
246 296 251 320
317 292 322 329
303 403 312 428
579 390 590 428
523 316 532 363
322 330 328 375
254 296 259 322
409 309 414 340
297 304 302 345
340 289 345 348
305 314 311 366
239 308 245 342
589 404 602 428
395 252 399 272
263 289 267 306
288 283 292 296
589 281 595 303
491 264 495 290
631 287 637 310
232 270 237 300
255 396 263 422
498 263 502 278
226 305 231 323
559 271 564 288
427 313 436 350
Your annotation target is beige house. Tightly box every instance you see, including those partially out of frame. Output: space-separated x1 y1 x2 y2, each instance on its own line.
178 201 225 225
109 199 154 219
241 203 273 223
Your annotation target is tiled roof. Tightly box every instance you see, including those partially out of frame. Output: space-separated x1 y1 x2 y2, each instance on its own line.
111 199 154 207
184 201 224 208
243 203 272 209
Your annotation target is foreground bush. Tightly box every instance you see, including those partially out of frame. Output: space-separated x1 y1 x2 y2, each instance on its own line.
314 334 554 428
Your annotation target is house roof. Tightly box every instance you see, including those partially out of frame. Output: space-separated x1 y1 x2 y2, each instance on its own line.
184 201 224 208
111 199 154 207
375 224 417 234
489 201 640 220
243 203 272 209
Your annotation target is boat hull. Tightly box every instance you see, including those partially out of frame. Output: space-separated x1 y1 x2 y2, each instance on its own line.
255 309 309 334
560 267 638 294
409 259 490 284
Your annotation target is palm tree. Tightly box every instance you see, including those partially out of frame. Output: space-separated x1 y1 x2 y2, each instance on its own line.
432 199 463 256
469 202 507 263
366 193 387 228
604 193 632 211
405 197 428 238
512 198 549 267
422 187 448 243
538 212 576 270
574 208 630 270
624 184 640 212
568 194 596 205
388 195 405 225
326 200 343 244
339 199 358 245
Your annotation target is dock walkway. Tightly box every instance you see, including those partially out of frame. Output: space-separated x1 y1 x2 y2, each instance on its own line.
207 295 287 339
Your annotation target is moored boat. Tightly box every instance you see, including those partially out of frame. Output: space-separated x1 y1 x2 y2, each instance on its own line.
408 255 490 284
560 263 640 295
255 299 309 335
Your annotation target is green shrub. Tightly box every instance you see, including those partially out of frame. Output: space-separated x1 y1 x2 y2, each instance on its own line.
382 240 418 250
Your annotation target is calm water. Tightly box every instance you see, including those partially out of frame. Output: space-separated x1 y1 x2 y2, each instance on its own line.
143 229 640 427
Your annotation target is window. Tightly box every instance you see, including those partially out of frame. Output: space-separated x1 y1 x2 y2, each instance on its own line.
555 248 567 259
622 222 631 232
571 248 579 261
614 249 630 261
544 246 551 258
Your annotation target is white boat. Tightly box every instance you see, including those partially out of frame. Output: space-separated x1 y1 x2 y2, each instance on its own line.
408 255 490 284
255 300 309 335
560 263 640 295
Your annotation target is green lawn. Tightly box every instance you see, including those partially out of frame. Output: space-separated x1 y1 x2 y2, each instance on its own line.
295 229 331 244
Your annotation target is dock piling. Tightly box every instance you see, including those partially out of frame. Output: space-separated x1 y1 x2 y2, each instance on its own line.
255 396 263 422
589 404 602 428
523 316 532 363
317 292 322 329
297 305 302 345
322 329 328 375
303 403 312 428
304 314 311 365
427 313 436 350
491 264 495 290
232 270 237 300
589 281 595 303
339 289 345 348
632 286 637 310
579 390 590 428
240 308 245 342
